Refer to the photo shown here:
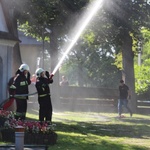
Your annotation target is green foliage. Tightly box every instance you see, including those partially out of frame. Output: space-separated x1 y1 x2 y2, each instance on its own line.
17 0 61 40
134 28 150 94
7 0 150 90
60 37 121 87
141 28 150 43
61 0 89 12
134 64 150 94
141 28 150 62
100 0 150 49
10 0 89 41
113 52 122 70
82 31 95 45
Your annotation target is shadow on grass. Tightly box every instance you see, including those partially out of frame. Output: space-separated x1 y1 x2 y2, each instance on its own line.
120 117 150 124
26 111 150 139
53 118 150 139
25 112 150 150
54 133 147 150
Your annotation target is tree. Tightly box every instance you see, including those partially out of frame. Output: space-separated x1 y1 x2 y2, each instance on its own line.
60 36 121 88
6 0 89 71
7 0 150 112
7 0 89 110
89 0 150 112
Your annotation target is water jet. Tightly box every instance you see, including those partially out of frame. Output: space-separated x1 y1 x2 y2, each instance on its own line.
51 0 104 76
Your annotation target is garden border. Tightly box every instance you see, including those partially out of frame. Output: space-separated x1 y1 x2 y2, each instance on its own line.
0 144 48 150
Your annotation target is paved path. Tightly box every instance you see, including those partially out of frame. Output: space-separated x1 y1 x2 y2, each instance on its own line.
0 145 47 150
0 148 45 150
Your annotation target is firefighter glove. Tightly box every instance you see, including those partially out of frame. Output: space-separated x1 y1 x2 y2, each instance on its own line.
45 71 50 78
50 74 54 79
27 72 31 79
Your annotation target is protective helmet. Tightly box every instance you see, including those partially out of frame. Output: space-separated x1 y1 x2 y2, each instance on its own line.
35 68 45 77
19 64 29 72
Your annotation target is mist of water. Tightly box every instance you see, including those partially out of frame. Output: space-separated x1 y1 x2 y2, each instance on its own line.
52 0 104 75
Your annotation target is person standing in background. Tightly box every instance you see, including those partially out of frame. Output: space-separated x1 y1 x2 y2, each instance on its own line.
13 64 31 120
35 68 53 123
118 79 132 118
60 75 69 86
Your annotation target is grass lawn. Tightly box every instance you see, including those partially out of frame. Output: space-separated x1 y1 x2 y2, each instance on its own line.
26 112 150 150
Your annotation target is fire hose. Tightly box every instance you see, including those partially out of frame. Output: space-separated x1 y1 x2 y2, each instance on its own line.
0 74 54 110
9 73 54 98
0 92 39 110
10 92 38 98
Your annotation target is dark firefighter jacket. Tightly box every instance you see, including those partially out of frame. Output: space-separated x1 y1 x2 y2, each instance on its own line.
35 77 53 97
13 72 31 95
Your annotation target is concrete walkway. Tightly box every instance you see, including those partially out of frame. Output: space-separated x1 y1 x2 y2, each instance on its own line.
0 145 47 150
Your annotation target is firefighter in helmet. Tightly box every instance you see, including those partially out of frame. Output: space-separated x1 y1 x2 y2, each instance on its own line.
35 68 54 123
13 64 31 120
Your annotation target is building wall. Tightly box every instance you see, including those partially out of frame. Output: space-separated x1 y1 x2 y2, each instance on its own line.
0 56 3 101
20 45 42 75
0 45 13 102
0 1 19 106
19 31 43 75
0 2 8 32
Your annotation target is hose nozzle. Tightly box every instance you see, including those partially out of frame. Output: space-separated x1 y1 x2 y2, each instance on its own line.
50 74 54 79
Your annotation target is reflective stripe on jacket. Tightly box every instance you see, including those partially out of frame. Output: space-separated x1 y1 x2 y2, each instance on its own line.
39 93 50 98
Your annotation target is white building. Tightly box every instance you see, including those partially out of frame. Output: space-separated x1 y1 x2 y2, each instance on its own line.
0 1 20 102
19 31 42 75
0 0 47 105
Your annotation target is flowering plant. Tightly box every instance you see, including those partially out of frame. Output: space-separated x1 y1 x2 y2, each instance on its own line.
0 110 14 119
0 110 56 134
1 111 57 144
4 118 55 134
0 110 15 127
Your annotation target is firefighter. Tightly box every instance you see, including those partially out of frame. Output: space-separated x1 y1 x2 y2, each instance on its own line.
35 68 54 123
13 64 31 120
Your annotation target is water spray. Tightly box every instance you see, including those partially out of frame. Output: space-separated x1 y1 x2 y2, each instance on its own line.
51 0 104 77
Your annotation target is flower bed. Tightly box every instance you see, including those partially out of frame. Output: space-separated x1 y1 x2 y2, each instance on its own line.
1 128 57 145
0 110 57 145
0 110 14 127
1 128 15 143
24 132 57 145
0 117 7 127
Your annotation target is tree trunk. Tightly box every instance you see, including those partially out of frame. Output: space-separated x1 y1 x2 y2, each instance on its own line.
78 64 84 87
49 27 60 111
122 31 137 113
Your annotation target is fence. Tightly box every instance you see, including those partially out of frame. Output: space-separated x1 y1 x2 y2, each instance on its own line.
59 86 150 113
59 86 119 112
136 94 150 114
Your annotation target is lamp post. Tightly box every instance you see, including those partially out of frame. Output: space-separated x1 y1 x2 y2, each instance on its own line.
131 0 150 66
37 57 40 68
41 27 52 69
138 40 142 66
42 28 45 69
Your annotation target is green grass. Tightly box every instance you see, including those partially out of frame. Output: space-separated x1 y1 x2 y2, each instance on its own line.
36 112 150 150
1 112 150 150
